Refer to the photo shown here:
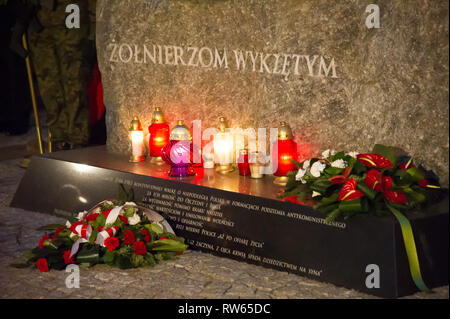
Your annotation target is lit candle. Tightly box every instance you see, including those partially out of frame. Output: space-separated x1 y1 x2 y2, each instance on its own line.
129 116 145 162
161 120 195 177
272 122 298 185
213 117 234 174
148 107 169 164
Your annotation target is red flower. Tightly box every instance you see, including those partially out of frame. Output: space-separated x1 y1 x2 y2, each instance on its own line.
39 234 50 249
102 209 112 219
357 154 392 169
97 226 104 232
159 236 167 240
384 190 408 205
140 229 151 243
398 162 415 171
338 178 364 201
69 221 84 234
329 167 353 184
119 215 129 225
63 250 76 264
364 169 383 192
54 226 65 237
104 236 119 252
36 258 49 272
133 241 147 255
380 175 408 205
123 230 136 245
86 213 100 222
282 196 305 205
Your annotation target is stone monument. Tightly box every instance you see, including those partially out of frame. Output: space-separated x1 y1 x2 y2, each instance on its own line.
96 0 449 185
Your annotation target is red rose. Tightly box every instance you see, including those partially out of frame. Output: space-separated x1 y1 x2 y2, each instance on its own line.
133 241 147 255
102 209 112 218
140 229 151 243
54 226 64 237
39 234 50 249
119 215 129 225
86 213 100 222
104 236 119 252
123 230 136 245
159 236 167 240
97 226 104 232
63 250 76 264
36 258 49 272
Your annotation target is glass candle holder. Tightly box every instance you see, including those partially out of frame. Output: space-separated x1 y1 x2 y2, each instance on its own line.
249 151 265 179
238 149 250 176
129 116 145 162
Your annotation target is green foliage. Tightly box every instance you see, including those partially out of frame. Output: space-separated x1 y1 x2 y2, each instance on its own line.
36 224 65 231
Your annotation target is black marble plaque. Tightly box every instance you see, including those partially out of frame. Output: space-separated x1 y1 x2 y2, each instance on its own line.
11 146 449 298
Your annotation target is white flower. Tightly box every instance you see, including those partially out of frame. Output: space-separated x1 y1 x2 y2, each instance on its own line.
92 207 101 214
124 202 137 207
347 151 358 158
295 168 307 184
302 160 310 170
128 213 141 226
331 159 347 169
65 220 72 228
76 211 88 221
310 161 326 177
322 149 336 159
312 191 321 198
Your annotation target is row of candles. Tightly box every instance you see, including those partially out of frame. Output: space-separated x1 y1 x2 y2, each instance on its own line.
128 107 298 186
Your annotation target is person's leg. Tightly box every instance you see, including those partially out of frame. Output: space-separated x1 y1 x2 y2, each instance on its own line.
56 28 90 146
29 30 67 145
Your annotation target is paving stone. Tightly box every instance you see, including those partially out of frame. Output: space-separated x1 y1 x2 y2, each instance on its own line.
0 159 448 299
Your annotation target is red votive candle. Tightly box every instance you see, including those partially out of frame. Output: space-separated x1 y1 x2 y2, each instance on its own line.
238 149 250 176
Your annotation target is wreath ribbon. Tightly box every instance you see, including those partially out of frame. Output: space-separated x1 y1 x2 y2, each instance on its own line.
387 203 430 293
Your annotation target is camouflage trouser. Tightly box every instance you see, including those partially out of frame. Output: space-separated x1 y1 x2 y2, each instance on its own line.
29 25 91 145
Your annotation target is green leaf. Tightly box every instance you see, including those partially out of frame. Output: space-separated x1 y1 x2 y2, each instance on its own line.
406 167 425 183
103 250 116 265
23 250 36 261
356 182 377 201
310 177 333 194
96 214 106 227
144 223 163 235
324 166 344 176
325 209 341 223
89 229 99 245
147 239 188 252
372 144 397 168
36 224 64 231
339 198 362 213
403 187 426 204
118 184 134 202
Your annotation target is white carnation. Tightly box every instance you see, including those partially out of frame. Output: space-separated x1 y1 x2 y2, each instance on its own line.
347 151 358 158
124 202 137 207
302 160 311 169
128 213 141 226
76 211 88 221
331 159 347 169
92 207 101 214
322 149 336 159
65 220 72 228
310 161 326 177
312 191 321 198
295 168 307 184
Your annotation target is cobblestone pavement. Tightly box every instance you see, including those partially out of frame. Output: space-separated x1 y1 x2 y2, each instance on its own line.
0 158 448 299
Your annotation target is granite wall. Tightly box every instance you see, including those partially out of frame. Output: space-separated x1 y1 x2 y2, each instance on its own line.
96 0 449 185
